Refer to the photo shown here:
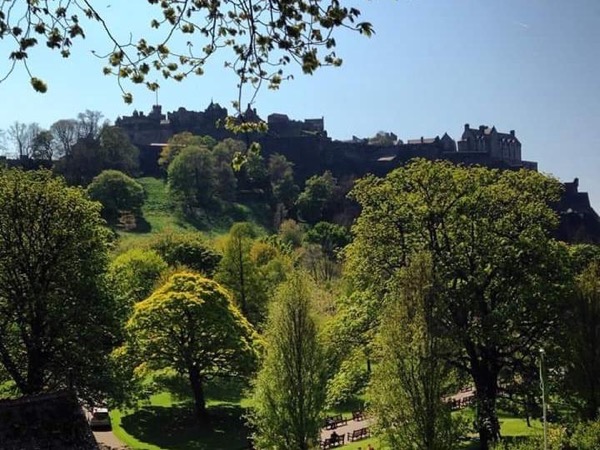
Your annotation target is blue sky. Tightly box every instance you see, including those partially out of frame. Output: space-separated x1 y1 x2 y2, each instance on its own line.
0 0 598 209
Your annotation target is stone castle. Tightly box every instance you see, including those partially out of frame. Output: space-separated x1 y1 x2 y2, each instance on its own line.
115 103 537 179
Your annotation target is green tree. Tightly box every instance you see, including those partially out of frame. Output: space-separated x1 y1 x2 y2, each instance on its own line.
124 272 257 422
368 253 461 450
347 159 569 449
168 145 217 210
87 170 145 224
561 260 600 420
249 273 327 450
0 169 117 398
158 133 217 172
216 223 268 325
305 221 351 259
108 248 168 316
296 171 337 224
149 230 221 276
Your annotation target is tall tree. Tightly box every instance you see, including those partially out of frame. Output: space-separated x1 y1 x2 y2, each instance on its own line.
0 169 117 398
368 253 461 450
77 110 105 140
50 119 79 158
561 260 600 420
296 171 337 224
7 121 40 158
249 273 328 450
158 133 217 172
168 145 217 210
216 223 268 326
31 129 55 160
124 272 257 422
347 159 569 449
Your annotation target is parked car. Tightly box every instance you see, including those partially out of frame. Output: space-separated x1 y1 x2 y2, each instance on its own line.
89 407 111 430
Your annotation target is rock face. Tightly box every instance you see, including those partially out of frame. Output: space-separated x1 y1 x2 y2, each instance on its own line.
0 391 99 450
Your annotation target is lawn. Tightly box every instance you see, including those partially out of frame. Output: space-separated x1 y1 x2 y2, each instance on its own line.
110 383 542 450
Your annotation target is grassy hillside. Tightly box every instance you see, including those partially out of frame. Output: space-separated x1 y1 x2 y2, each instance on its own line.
115 177 272 253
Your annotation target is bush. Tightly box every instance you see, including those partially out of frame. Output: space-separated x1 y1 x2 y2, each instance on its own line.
149 230 221 275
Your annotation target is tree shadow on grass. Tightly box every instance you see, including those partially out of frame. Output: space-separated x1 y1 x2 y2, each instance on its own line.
120 403 252 450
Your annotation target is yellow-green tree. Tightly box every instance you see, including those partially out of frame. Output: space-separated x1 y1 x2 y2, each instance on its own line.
124 272 257 422
249 274 327 450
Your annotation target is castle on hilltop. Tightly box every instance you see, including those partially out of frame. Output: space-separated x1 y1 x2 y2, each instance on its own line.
115 103 537 179
114 102 600 243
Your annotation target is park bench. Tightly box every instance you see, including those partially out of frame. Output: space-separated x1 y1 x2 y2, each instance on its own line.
320 434 346 449
324 414 347 430
347 427 370 442
352 410 365 421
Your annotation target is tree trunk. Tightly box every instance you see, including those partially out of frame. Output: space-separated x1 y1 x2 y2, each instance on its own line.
472 366 501 450
188 365 208 423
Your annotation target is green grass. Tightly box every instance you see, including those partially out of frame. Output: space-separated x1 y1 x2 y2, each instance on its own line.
114 177 273 254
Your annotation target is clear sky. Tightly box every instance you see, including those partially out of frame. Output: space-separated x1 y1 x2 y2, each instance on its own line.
0 0 598 209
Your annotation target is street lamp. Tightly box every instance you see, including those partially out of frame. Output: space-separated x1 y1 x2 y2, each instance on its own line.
539 348 548 450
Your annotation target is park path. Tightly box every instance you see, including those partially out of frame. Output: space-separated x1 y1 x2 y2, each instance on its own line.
320 415 375 447
94 430 128 449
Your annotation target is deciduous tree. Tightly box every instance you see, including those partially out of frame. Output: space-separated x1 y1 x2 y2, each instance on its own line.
87 170 145 224
347 159 569 449
0 169 117 398
368 253 461 450
249 273 327 450
124 272 257 422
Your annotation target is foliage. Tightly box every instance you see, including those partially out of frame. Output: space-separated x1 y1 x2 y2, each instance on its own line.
148 230 221 276
368 254 462 450
269 153 300 210
87 170 145 224
216 223 268 326
124 272 257 421
347 159 568 449
158 133 217 172
296 171 338 224
568 420 600 449
248 273 327 450
560 261 600 420
108 248 168 316
278 219 305 248
305 221 351 259
55 125 139 185
167 145 218 210
0 169 117 399
0 2 373 107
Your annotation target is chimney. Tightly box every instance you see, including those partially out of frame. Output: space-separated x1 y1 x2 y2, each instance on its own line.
479 125 486 131
420 136 424 143
464 123 470 131
510 130 515 137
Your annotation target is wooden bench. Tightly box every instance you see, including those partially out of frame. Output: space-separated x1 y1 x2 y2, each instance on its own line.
320 434 346 449
352 410 365 421
324 414 347 430
347 427 370 442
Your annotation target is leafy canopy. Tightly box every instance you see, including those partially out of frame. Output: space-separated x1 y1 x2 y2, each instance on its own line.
0 169 117 399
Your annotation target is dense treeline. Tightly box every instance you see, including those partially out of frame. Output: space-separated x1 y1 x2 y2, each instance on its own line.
0 130 598 450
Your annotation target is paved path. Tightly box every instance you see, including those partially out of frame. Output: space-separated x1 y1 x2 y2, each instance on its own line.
93 430 128 450
321 416 376 447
